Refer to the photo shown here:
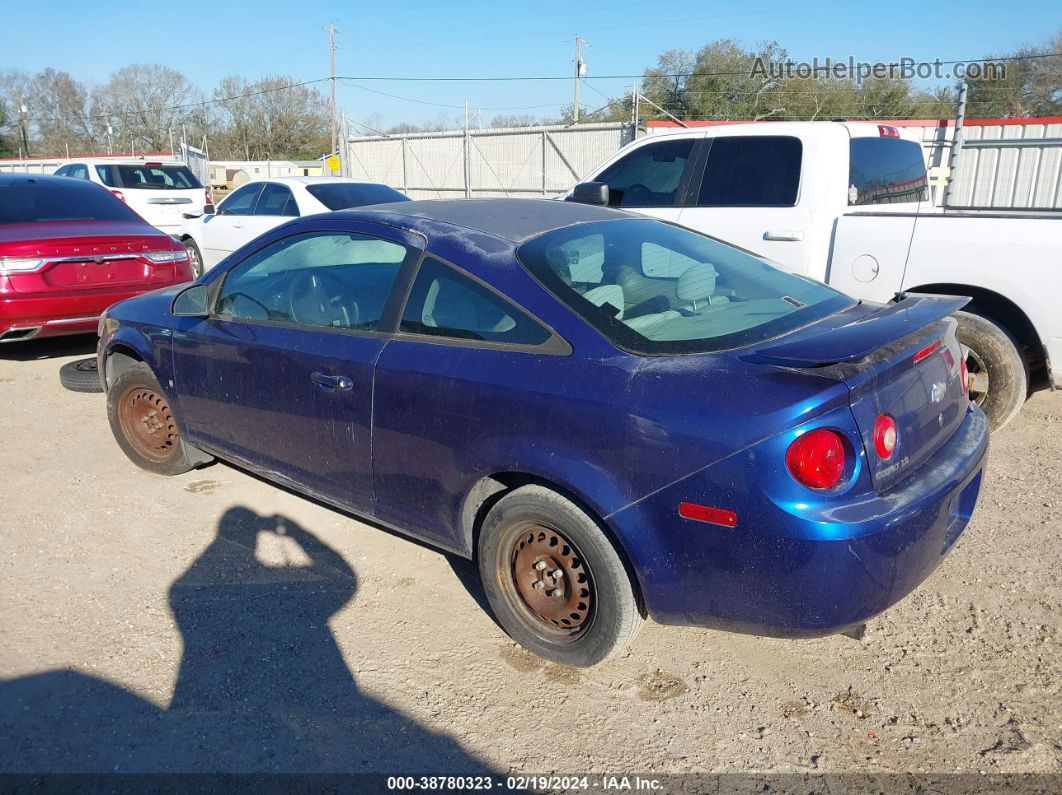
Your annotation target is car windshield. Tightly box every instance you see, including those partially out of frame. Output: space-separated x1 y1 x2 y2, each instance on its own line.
98 164 201 190
517 219 852 354
0 181 143 224
305 183 410 210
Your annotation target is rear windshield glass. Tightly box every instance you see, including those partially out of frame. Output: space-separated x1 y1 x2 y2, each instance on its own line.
0 181 143 224
97 164 201 190
848 138 928 205
518 219 852 354
305 183 410 210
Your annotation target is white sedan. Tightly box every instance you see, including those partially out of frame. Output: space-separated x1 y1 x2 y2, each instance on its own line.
178 177 409 275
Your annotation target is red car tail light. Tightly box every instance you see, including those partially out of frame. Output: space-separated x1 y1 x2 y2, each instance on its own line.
960 358 969 395
786 429 846 490
913 338 941 363
110 189 126 203
678 502 738 528
873 414 897 459
205 188 214 206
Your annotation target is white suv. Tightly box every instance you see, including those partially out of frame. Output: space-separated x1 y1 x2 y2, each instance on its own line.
53 158 211 237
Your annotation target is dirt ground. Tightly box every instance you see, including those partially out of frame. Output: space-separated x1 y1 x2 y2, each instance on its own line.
0 336 1059 780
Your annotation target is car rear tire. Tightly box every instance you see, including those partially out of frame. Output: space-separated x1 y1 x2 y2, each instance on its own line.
955 310 1027 432
59 357 104 393
477 485 644 667
183 238 204 278
107 361 199 475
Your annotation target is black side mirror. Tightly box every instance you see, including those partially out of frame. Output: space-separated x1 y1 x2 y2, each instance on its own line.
203 204 216 215
568 182 609 206
172 283 210 317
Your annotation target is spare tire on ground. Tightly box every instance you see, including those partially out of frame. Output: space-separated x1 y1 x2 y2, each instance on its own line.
59 357 104 393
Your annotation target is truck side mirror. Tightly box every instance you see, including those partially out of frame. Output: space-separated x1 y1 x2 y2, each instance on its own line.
203 204 216 215
568 182 609 207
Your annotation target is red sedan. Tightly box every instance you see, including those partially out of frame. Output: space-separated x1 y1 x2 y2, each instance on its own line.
0 173 193 342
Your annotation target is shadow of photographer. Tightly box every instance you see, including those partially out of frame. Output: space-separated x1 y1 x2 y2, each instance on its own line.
0 506 492 774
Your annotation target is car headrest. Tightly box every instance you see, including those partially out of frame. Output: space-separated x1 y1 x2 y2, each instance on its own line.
676 263 718 302
582 284 624 320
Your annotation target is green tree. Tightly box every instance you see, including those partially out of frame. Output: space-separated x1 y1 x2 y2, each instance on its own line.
967 30 1061 117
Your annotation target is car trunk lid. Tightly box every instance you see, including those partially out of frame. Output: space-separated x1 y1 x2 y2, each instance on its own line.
747 294 971 492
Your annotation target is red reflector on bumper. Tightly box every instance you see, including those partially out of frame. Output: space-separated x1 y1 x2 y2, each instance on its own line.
679 502 738 528
913 338 942 363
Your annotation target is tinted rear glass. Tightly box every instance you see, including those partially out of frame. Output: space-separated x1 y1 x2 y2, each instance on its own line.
696 136 802 207
848 138 928 205
0 181 143 224
108 164 201 190
518 219 851 354
305 183 410 210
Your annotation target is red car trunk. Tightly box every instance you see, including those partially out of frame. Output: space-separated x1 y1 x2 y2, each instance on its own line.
0 176 193 341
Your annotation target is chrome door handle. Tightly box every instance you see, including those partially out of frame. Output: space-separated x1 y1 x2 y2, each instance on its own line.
311 372 353 390
763 229 804 241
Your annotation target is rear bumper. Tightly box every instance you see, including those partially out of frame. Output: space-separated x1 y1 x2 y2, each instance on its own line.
1 286 171 341
609 404 990 636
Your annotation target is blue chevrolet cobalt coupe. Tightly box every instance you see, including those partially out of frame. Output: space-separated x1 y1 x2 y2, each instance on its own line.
99 199 988 666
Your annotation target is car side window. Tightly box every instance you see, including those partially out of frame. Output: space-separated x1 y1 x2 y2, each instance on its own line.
217 184 262 216
595 138 695 208
215 231 410 331
695 136 802 207
62 164 89 180
95 164 117 186
256 183 300 217
400 257 550 345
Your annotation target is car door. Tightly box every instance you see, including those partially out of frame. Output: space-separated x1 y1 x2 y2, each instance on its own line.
170 223 422 510
676 135 815 273
372 256 564 550
243 182 300 240
588 136 700 223
199 183 263 268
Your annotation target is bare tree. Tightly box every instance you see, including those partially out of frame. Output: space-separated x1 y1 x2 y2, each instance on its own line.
212 75 330 159
91 64 206 153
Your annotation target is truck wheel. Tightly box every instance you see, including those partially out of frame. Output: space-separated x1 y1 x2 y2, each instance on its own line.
107 361 201 475
477 485 644 667
955 310 1027 432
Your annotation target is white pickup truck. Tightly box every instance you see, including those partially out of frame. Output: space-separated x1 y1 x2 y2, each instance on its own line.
571 121 1061 430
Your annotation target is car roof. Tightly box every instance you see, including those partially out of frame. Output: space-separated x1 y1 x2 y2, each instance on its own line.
251 176 394 187
348 198 635 243
0 172 90 187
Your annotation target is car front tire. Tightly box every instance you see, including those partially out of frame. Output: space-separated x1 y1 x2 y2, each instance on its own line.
107 361 201 475
183 237 204 278
477 485 644 667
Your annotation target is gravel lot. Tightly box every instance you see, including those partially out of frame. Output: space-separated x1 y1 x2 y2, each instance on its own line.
1 336 1059 780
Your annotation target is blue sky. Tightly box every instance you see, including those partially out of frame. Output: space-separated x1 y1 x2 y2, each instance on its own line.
3 0 1058 128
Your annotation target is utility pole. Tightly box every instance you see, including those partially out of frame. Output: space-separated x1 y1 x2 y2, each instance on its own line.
15 95 29 157
941 81 967 209
573 36 588 123
328 22 338 173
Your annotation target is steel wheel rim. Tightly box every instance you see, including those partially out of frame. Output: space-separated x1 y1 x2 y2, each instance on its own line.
960 343 989 406
497 520 595 642
117 385 179 462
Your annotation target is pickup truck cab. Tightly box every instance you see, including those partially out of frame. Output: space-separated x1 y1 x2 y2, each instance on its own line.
573 121 1061 429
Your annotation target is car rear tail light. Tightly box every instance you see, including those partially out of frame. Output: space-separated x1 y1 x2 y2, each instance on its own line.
960 358 969 395
0 257 44 274
873 414 897 459
678 502 738 528
786 429 846 490
878 125 900 138
144 250 188 263
205 188 214 206
110 189 126 203
913 338 942 363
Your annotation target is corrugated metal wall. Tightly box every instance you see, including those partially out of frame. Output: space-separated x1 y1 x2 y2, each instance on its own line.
345 123 635 199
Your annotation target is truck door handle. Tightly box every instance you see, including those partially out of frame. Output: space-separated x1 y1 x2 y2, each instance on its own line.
311 372 353 390
764 229 804 241
232 221 243 229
